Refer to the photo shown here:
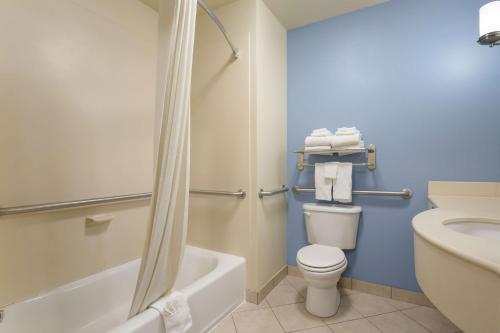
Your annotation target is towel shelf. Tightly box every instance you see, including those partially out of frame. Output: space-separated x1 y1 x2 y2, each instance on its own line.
295 144 376 171
0 188 246 216
259 185 289 198
292 186 413 199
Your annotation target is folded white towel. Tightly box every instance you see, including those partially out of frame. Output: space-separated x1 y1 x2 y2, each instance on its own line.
338 141 365 156
305 136 334 147
311 128 333 137
150 292 192 333
315 163 333 201
333 163 352 203
330 134 361 148
335 127 359 135
304 145 332 152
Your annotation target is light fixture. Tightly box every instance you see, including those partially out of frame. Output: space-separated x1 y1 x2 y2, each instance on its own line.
478 1 500 47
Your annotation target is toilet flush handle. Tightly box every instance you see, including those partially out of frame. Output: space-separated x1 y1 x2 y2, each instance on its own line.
304 211 311 219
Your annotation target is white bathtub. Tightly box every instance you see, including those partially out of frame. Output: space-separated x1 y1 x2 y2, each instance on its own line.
0 246 246 333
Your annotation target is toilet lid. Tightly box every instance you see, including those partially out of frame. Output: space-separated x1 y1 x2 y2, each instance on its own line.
297 244 346 269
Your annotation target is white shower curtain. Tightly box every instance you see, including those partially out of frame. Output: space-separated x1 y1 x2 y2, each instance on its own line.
129 0 197 316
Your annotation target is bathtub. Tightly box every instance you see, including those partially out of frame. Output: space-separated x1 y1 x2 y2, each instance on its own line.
0 246 246 333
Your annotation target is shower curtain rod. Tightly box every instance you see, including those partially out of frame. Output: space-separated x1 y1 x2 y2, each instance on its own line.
197 0 239 59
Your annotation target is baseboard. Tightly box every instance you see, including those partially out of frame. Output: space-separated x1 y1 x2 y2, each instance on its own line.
287 265 433 307
246 265 288 304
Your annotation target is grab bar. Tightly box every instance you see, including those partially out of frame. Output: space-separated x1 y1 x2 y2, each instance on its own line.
292 186 413 199
0 188 246 216
190 188 246 199
259 185 289 198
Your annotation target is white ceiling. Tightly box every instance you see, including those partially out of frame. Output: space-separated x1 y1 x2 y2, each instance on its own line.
264 0 389 30
139 0 389 30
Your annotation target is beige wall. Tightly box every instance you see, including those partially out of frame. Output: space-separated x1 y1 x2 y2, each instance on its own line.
254 0 288 290
189 0 256 287
0 0 157 307
189 0 287 293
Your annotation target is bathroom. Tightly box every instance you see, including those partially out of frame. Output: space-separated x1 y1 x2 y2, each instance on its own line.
0 0 499 332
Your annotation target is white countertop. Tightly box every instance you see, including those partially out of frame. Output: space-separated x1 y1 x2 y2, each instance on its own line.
412 194 500 276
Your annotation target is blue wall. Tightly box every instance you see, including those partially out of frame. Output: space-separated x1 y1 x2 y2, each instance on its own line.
287 0 500 291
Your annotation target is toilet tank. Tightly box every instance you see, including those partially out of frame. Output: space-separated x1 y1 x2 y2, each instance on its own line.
303 203 362 250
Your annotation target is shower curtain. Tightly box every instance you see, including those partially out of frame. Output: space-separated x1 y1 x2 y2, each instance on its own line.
129 0 197 316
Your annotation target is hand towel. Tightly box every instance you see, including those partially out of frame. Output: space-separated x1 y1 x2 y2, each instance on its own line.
315 163 333 201
304 145 332 152
150 292 192 333
330 134 361 148
324 162 338 180
333 163 352 203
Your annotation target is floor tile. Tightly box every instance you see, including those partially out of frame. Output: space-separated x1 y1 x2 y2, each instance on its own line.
266 278 304 307
210 316 237 333
286 275 308 297
402 307 460 333
232 308 284 333
387 298 420 310
294 327 333 333
233 299 269 313
272 303 325 332
329 318 382 333
323 297 363 324
367 311 429 333
340 288 360 296
347 293 398 317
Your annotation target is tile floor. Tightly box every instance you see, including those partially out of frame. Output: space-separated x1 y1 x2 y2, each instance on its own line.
209 275 462 333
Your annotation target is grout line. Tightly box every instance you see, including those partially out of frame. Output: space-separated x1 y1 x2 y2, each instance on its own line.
269 304 287 333
399 310 433 333
229 313 239 333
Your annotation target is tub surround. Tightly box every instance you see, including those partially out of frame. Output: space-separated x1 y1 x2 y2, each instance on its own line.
413 181 500 333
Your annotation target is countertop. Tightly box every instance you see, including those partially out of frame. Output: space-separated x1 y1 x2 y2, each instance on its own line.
412 194 500 276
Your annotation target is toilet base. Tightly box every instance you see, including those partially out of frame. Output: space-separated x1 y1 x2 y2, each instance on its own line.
305 285 341 318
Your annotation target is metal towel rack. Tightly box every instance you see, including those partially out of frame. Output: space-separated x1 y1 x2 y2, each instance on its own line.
292 186 413 199
0 188 246 216
259 185 289 198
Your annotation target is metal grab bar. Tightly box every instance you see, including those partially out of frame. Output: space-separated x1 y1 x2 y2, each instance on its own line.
0 188 246 216
190 188 246 199
292 186 413 199
258 185 289 198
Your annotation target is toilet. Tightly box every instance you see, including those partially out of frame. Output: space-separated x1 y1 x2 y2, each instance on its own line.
297 203 361 317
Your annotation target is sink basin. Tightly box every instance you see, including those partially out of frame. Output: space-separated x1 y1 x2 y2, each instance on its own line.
445 219 500 242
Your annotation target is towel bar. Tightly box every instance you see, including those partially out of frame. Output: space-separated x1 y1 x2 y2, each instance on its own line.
292 186 413 199
295 144 376 171
259 185 289 198
0 188 246 216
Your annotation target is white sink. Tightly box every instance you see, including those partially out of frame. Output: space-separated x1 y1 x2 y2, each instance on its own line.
445 219 500 242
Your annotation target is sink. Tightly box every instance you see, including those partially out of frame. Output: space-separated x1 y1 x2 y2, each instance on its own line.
445 219 500 241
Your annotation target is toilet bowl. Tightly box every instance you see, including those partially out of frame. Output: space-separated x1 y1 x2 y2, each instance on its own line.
297 203 361 317
297 244 347 317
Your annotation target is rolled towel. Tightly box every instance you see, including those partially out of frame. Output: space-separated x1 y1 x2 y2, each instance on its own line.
330 134 361 148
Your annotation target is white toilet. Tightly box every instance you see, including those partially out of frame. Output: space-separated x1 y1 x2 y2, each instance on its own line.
297 203 361 317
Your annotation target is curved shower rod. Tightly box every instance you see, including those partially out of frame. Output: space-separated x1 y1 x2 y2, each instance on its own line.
197 0 240 59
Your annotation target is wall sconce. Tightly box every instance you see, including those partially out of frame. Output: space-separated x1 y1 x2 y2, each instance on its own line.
478 1 500 47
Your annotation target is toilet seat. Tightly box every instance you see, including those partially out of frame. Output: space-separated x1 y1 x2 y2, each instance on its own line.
297 244 347 273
